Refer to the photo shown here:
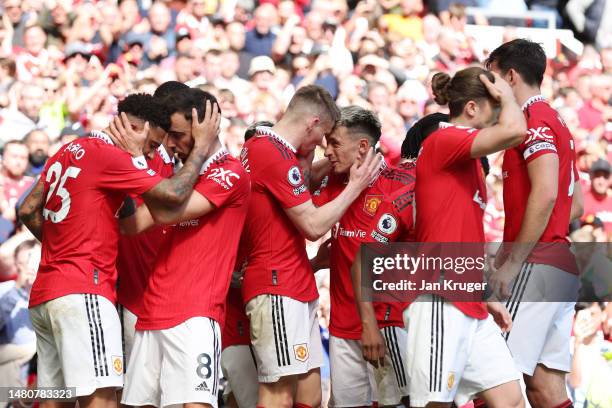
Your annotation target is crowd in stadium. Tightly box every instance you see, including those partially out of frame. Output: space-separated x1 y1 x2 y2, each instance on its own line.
0 0 610 407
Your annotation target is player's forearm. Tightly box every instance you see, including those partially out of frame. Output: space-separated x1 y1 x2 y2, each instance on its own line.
570 181 584 222
18 180 45 241
119 204 155 235
351 247 377 324
143 146 209 207
568 344 583 389
493 96 527 149
507 188 557 265
309 159 331 191
307 183 362 240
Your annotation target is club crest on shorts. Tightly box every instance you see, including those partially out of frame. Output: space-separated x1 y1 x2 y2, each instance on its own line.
364 195 382 216
293 343 309 362
287 166 302 186
377 213 397 234
112 355 123 375
447 372 455 390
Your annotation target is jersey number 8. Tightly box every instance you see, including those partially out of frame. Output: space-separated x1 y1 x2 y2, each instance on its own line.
43 162 82 223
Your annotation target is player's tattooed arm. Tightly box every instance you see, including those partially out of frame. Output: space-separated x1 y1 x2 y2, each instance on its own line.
18 178 45 241
142 102 221 207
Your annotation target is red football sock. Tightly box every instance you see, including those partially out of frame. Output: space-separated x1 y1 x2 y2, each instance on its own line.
552 400 573 408
473 398 487 408
293 404 312 408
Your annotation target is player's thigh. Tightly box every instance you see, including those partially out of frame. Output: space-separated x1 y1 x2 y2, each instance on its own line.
246 295 321 383
220 345 258 408
121 329 162 407
505 264 578 376
375 326 409 407
328 336 372 407
456 316 522 407
119 305 138 372
46 294 123 397
403 295 476 408
159 317 221 408
29 303 64 389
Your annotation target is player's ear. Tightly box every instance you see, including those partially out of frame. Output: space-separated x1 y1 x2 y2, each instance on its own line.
465 100 477 118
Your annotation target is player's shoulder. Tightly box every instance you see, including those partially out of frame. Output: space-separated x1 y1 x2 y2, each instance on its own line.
245 134 295 161
379 163 416 188
390 183 415 213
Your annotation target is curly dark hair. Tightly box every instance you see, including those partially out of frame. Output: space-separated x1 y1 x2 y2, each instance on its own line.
118 93 171 131
162 88 221 123
153 81 189 99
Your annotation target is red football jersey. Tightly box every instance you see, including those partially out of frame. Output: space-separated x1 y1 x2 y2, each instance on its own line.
415 123 488 319
29 132 163 308
239 127 318 304
502 96 578 274
136 148 250 330
117 145 175 316
313 163 415 339
222 287 251 350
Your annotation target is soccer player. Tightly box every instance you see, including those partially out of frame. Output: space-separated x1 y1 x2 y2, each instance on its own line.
240 85 382 408
18 94 220 408
118 89 250 408
313 106 413 408
486 39 583 408
114 91 177 384
402 67 527 408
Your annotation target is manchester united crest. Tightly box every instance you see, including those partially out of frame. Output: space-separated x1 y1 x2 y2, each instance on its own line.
293 344 309 362
364 195 383 216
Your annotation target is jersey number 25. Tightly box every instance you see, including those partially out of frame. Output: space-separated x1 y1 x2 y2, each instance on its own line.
43 162 82 223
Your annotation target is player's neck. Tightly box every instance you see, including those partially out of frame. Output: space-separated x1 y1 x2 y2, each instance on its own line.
207 138 223 156
515 85 542 109
271 121 300 151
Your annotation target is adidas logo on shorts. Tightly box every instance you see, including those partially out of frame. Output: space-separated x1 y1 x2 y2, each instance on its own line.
195 381 209 392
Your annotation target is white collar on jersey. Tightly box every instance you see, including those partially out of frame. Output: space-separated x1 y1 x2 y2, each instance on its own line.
89 130 114 145
521 95 546 111
255 126 297 154
157 144 173 164
200 146 229 174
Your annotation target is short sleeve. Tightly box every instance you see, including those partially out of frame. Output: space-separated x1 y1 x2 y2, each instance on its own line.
195 161 248 208
366 197 413 244
261 159 311 209
98 147 162 195
520 117 558 163
432 127 479 168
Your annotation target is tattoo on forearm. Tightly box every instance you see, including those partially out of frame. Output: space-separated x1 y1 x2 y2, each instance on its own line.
147 149 209 204
20 182 45 241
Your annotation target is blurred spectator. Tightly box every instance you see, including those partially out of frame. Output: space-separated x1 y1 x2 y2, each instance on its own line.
578 75 612 133
567 302 612 407
244 3 278 57
23 129 50 177
0 84 46 142
583 159 612 233
0 140 34 225
4 0 30 48
380 0 424 40
141 2 176 68
565 0 612 49
0 239 39 388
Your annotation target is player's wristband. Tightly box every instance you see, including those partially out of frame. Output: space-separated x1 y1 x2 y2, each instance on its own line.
118 197 136 219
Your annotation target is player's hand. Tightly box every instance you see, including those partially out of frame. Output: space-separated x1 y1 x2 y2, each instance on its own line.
489 259 521 300
348 148 383 192
311 237 331 272
361 319 386 368
486 301 512 333
191 100 221 152
480 72 514 103
108 112 148 157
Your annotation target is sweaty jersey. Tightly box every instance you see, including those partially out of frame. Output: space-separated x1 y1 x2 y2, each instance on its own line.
502 96 578 274
30 131 163 308
136 148 250 330
240 127 318 304
116 145 175 316
313 162 415 339
415 123 488 319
